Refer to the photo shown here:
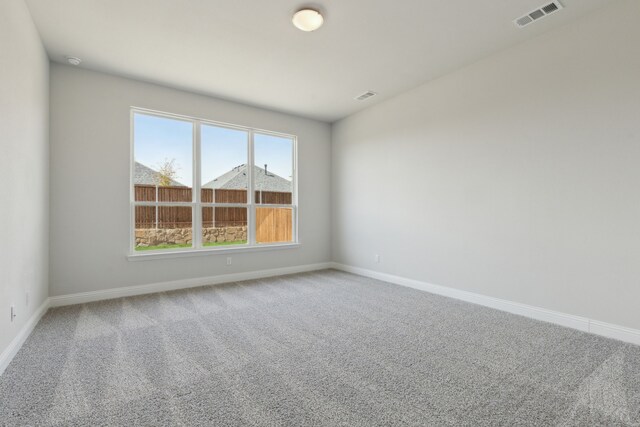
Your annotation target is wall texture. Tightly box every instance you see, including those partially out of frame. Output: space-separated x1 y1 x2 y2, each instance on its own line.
50 64 331 296
0 1 49 357
332 1 640 330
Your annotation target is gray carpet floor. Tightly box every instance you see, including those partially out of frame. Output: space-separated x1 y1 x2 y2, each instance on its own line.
1 269 639 426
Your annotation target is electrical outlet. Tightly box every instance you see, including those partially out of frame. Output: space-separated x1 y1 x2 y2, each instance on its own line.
10 305 16 322
226 257 232 266
374 254 380 264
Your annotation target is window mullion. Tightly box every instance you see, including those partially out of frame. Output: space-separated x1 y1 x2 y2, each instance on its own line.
193 120 202 249
130 110 134 253
248 130 256 246
293 137 298 243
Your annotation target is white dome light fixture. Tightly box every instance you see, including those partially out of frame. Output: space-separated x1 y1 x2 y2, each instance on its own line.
65 56 82 66
292 8 324 32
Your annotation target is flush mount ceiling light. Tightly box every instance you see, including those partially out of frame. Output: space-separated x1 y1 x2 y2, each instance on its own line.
65 56 82 66
292 9 324 32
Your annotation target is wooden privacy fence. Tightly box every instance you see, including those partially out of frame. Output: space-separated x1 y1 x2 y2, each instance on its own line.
134 186 292 242
135 185 195 229
135 206 193 229
256 207 292 243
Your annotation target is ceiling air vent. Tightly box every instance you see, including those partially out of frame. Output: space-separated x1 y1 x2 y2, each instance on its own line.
355 91 377 101
514 1 563 28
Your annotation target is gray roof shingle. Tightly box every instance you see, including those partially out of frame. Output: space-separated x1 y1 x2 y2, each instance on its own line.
203 164 291 193
134 162 185 187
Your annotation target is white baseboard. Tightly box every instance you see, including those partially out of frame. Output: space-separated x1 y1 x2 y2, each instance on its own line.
589 320 640 345
4 261 636 377
49 262 332 307
331 263 640 346
0 298 50 376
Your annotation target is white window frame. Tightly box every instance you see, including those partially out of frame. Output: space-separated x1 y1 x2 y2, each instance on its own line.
129 107 299 260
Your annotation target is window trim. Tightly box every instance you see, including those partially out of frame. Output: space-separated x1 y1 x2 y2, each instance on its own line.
129 107 298 258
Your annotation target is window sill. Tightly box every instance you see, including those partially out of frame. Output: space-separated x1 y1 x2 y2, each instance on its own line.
127 242 301 262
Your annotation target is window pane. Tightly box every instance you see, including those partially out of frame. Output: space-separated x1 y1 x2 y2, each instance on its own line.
133 112 193 198
254 133 293 205
201 124 248 204
135 206 193 251
202 207 247 247
256 207 293 244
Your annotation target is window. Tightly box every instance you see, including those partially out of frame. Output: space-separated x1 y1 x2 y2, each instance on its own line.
131 109 296 254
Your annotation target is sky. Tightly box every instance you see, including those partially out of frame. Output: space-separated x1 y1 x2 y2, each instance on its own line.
134 113 293 188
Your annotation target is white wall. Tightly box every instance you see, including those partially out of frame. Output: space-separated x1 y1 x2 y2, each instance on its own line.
332 0 640 330
50 64 331 296
0 1 49 354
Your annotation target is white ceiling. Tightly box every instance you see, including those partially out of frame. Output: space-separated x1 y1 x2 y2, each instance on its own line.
25 0 613 122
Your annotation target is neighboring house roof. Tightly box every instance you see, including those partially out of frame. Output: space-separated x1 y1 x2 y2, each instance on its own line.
203 164 292 193
134 162 185 187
